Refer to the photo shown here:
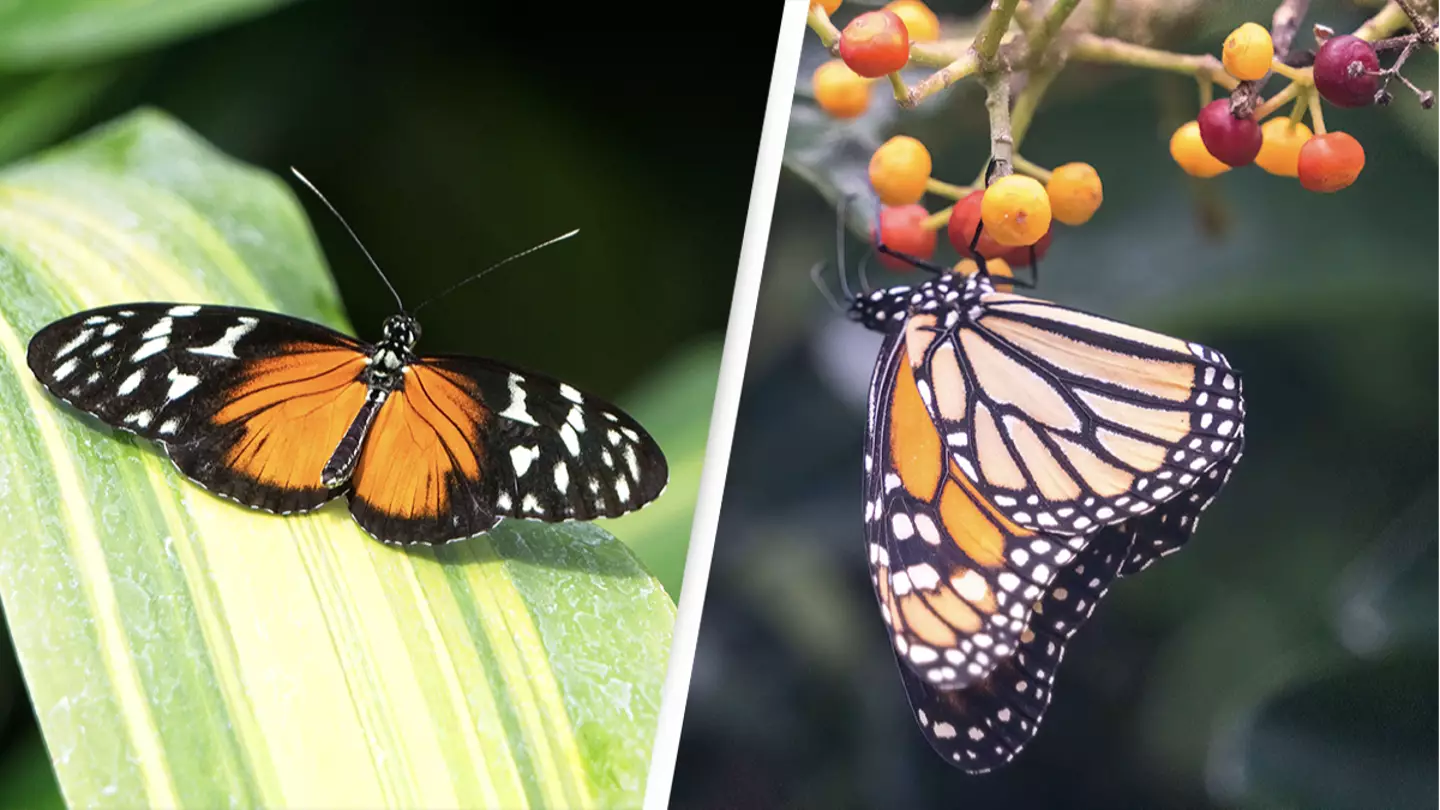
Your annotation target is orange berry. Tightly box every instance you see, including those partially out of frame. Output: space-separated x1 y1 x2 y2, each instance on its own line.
1222 22 1275 81
884 0 939 42
813 59 871 119
839 10 910 78
872 204 937 270
813 0 842 14
1297 132 1365 192
980 175 1052 247
954 257 1014 292
1255 118 1313 177
1045 162 1103 226
869 135 932 206
1169 120 1231 178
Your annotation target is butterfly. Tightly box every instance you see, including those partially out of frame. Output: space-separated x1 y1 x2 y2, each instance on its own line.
847 242 1245 772
25 170 668 546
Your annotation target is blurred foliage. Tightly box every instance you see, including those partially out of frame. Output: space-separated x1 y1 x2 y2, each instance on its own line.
0 0 774 804
672 2 1437 809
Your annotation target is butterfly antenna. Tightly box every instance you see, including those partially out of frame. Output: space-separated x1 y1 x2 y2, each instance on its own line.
810 261 845 314
969 221 990 278
835 194 855 301
413 229 580 314
857 253 875 294
290 167 406 313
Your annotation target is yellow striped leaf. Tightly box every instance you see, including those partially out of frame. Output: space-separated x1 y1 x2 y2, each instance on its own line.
0 108 675 809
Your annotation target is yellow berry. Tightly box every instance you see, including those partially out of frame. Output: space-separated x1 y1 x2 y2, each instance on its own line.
1169 121 1231 178
1223 22 1275 81
954 257 1014 292
813 59 871 119
1254 118 1313 177
813 0 842 13
980 175 1052 247
1045 162 1103 226
884 0 939 42
869 135 932 206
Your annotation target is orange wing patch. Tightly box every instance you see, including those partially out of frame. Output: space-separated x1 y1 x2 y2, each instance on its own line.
889 359 942 500
215 342 367 490
351 364 488 522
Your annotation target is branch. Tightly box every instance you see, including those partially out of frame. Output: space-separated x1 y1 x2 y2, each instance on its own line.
983 70 1015 179
1393 0 1439 46
1069 34 1240 89
1230 0 1311 117
1027 0 1085 61
974 0 1024 65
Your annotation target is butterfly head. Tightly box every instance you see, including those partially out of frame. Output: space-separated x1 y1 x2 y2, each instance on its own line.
381 314 422 351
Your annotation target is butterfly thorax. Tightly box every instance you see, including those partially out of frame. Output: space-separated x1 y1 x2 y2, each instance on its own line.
320 314 422 488
848 272 993 334
363 314 422 394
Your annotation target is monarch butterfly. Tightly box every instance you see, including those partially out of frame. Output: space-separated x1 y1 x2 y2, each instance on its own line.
849 240 1245 772
25 170 668 546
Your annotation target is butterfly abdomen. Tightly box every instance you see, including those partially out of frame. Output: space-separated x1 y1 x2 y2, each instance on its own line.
321 391 388 488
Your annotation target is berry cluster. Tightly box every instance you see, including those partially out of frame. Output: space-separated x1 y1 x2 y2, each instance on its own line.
1173 20 1431 193
867 133 1100 276
807 0 1433 281
813 1 939 119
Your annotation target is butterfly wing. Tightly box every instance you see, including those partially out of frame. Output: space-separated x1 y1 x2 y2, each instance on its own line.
898 436 1244 772
27 303 369 514
899 525 1133 773
347 355 668 544
865 330 1084 692
908 290 1244 538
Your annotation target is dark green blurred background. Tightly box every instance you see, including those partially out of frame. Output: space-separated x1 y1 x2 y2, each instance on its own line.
0 1 780 804
671 2 1437 809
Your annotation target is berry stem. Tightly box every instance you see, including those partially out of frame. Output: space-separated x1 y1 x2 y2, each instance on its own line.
1288 90 1309 122
1011 155 1053 183
807 4 842 50
1391 0 1439 49
1253 79 1305 119
922 207 953 232
1307 86 1328 133
1269 59 1307 81
1069 35 1238 90
924 178 974 200
1354 2 1431 45
887 71 910 103
1198 77 1214 107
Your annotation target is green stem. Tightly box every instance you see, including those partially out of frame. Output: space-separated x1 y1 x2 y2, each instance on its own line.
1069 34 1240 89
925 177 974 200
1011 65 1061 150
1288 90 1308 123
1255 80 1304 119
974 0 1023 65
807 4 841 51
1012 155 1053 183
1028 0 1084 60
1308 87 1327 133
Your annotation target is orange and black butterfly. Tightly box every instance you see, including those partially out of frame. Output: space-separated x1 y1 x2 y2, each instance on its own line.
25 173 667 546
849 249 1244 772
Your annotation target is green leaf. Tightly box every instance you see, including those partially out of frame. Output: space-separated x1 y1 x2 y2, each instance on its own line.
0 0 296 70
599 339 721 598
0 108 674 808
0 67 119 167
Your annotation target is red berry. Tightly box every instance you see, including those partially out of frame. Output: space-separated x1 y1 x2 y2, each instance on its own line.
1197 99 1262 167
1297 132 1366 192
1313 35 1381 108
873 203 937 270
945 190 1008 259
839 10 911 78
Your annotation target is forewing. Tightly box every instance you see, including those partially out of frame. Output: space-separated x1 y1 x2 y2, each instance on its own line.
908 291 1244 538
27 302 368 514
865 331 1084 692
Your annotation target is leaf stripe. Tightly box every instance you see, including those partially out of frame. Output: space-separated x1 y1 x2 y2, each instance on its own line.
0 313 180 807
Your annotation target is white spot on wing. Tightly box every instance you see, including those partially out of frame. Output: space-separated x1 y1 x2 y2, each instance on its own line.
168 305 201 316
509 445 539 476
54 329 94 360
117 369 145 396
132 337 168 362
553 461 569 493
560 423 581 456
52 358 78 380
499 374 539 425
559 383 584 404
188 317 258 359
165 368 200 401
